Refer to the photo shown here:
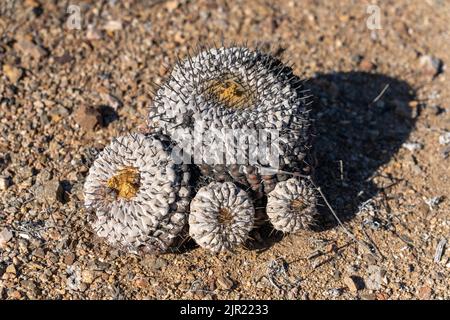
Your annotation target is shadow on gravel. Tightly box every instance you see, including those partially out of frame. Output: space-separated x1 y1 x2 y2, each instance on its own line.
175 71 417 254
245 71 417 251
307 71 417 230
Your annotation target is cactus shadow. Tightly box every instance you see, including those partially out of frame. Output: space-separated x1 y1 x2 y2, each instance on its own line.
306 71 417 230
175 71 417 253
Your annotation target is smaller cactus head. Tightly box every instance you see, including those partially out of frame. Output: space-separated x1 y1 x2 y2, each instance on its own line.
106 166 140 200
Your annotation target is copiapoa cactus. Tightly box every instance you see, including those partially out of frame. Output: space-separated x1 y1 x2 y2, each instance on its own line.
189 181 255 253
82 46 320 256
148 46 314 197
266 178 318 233
83 133 191 253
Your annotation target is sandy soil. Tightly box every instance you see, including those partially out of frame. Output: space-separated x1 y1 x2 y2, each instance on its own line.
0 0 449 300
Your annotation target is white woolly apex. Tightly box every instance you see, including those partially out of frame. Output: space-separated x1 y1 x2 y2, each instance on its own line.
267 178 318 233
189 181 255 253
83 133 190 253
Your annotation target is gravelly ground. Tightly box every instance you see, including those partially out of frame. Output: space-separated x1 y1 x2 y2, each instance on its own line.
0 0 449 300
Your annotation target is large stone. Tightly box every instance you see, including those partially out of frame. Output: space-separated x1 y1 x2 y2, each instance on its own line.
34 179 64 203
73 105 103 131
366 265 383 290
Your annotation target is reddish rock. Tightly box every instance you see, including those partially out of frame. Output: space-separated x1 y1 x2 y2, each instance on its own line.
418 285 432 300
73 105 103 131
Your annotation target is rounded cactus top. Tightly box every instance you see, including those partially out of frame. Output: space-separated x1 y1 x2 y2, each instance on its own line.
189 181 255 253
267 178 318 233
149 46 311 130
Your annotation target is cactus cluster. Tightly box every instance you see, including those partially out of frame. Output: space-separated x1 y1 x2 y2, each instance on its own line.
189 182 255 253
84 46 318 254
148 47 314 197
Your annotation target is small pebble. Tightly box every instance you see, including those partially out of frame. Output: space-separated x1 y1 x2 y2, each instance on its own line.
216 275 234 290
33 248 45 259
6 264 16 275
34 179 64 203
343 275 362 292
165 0 179 11
366 265 383 291
152 257 168 271
81 270 96 284
102 20 123 32
8 290 22 299
418 285 432 300
402 142 423 152
20 280 36 291
3 64 23 83
0 175 12 190
64 253 76 265
439 132 450 145
419 55 444 78
425 196 443 210
86 25 102 40
0 228 13 246
359 58 376 71
360 293 376 300
376 292 389 300
326 288 342 297
442 146 450 159
73 105 103 131
13 37 47 59
48 105 70 122
135 278 150 289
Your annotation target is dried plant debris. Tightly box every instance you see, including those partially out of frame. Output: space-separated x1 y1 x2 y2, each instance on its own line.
148 47 315 196
83 133 191 254
189 182 255 253
266 257 301 292
434 238 447 263
266 178 318 233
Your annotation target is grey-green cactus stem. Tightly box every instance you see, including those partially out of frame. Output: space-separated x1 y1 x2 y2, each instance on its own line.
83 133 191 254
